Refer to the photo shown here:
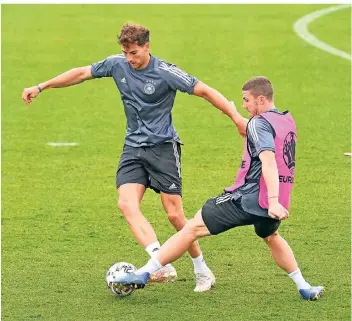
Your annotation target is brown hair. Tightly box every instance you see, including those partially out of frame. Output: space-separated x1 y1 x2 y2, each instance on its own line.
242 76 274 101
117 23 150 47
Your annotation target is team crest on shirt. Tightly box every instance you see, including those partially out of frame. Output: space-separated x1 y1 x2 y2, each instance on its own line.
283 131 297 175
144 80 156 95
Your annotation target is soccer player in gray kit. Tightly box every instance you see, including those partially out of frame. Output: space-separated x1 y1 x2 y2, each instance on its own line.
21 23 246 292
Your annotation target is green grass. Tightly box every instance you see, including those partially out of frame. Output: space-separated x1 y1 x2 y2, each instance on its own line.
2 4 351 321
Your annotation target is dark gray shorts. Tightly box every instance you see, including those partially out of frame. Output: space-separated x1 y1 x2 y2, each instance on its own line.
116 142 182 195
201 192 281 238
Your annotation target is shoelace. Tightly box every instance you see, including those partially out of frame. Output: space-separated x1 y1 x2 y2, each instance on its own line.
195 273 211 285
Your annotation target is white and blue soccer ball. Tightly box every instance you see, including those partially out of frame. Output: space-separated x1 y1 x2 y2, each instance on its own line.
106 262 137 297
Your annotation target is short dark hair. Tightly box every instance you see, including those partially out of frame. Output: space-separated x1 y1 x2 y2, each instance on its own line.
242 76 274 101
117 23 150 47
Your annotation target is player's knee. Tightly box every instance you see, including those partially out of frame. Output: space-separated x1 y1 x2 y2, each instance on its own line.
167 211 187 230
182 218 202 239
117 198 128 213
263 231 279 244
117 198 138 217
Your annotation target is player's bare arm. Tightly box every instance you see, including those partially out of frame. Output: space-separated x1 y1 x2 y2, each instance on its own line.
193 81 247 136
259 150 289 220
21 66 93 104
229 100 249 136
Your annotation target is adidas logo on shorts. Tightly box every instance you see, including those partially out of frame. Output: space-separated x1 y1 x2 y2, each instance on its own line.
169 183 177 190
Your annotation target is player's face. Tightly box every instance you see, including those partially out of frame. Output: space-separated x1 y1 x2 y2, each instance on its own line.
121 43 150 70
242 91 264 117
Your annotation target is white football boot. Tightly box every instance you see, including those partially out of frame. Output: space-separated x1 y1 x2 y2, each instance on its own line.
194 269 216 292
150 264 177 283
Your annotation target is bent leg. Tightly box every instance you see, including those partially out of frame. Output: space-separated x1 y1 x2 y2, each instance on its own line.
113 212 212 291
117 183 158 248
160 192 202 258
156 210 211 266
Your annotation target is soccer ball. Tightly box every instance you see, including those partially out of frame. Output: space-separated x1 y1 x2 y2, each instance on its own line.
106 262 137 297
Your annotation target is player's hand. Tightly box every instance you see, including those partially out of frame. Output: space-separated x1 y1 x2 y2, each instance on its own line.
21 86 41 104
268 201 289 220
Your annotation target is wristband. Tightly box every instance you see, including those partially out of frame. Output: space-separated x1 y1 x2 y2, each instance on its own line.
36 85 42 93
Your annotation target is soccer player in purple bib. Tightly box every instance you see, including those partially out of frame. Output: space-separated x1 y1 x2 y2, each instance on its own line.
114 77 324 301
21 23 247 292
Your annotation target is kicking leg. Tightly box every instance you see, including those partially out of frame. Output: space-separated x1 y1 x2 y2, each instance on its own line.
138 210 215 292
161 193 212 271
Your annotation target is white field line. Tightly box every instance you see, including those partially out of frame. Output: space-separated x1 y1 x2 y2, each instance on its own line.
47 142 79 147
293 4 352 61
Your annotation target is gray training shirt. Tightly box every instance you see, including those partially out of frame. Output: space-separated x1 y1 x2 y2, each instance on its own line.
236 110 282 217
91 54 198 147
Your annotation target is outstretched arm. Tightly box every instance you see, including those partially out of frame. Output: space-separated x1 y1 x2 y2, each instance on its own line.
193 81 248 137
21 66 93 104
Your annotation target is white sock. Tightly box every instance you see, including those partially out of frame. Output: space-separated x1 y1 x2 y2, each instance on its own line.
191 252 210 274
288 268 311 290
136 258 163 275
145 241 171 268
145 241 161 258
